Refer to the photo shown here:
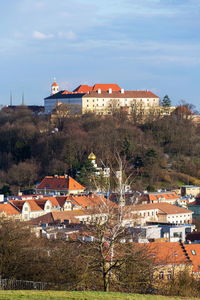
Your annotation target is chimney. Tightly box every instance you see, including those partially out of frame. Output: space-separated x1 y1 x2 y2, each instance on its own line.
0 195 4 203
121 88 124 94
108 88 112 94
98 88 101 94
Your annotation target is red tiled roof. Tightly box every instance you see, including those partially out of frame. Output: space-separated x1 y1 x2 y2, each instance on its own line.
184 244 200 272
36 176 85 191
68 194 117 209
25 200 43 211
83 90 159 99
73 85 93 93
0 203 20 215
147 193 180 202
43 196 67 207
29 210 88 225
92 84 121 91
52 82 58 87
73 84 121 93
61 90 70 94
146 242 191 266
130 202 192 215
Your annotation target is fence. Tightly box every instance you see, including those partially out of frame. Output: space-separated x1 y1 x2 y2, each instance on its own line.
0 278 47 290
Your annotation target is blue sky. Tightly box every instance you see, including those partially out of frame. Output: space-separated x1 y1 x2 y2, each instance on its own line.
1 0 200 109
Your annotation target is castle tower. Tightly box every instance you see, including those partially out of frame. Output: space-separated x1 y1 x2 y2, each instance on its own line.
51 79 59 95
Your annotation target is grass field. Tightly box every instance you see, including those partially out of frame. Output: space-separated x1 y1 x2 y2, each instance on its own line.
0 291 198 300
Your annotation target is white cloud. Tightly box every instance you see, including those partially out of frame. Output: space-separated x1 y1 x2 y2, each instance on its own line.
58 31 77 40
33 31 54 40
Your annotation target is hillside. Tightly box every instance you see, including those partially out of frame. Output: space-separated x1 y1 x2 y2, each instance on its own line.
0 106 199 193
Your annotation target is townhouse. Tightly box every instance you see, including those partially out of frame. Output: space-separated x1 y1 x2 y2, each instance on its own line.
130 203 193 225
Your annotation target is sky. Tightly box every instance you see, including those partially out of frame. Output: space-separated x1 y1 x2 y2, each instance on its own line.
1 0 200 109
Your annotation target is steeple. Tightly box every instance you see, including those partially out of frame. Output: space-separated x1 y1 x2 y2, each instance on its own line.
51 78 59 95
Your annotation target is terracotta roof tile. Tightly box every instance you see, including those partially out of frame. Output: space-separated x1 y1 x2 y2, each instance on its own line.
184 244 200 272
130 202 193 215
83 90 159 99
36 176 85 192
0 203 20 215
146 242 191 266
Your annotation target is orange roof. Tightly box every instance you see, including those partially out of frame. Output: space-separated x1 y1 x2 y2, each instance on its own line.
29 210 90 225
92 83 121 91
184 244 200 272
73 85 93 93
148 193 180 202
131 202 192 215
61 90 70 94
146 242 191 266
36 175 85 192
68 194 117 209
83 90 159 99
73 83 121 93
0 203 20 215
43 196 67 207
51 82 58 87
25 200 43 211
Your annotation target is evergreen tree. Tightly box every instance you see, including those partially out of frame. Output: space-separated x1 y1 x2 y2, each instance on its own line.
161 95 171 107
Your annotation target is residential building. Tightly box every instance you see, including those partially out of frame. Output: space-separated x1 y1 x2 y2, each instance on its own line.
7 193 112 221
0 202 21 219
130 203 193 225
146 242 192 282
181 185 200 197
35 175 85 195
141 191 181 205
131 224 195 243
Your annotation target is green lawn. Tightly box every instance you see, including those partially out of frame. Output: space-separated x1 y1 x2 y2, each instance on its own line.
0 291 198 300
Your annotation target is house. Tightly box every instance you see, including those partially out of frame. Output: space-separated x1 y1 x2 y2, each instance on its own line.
146 242 192 282
131 224 195 243
188 200 200 220
130 203 193 225
35 175 85 195
181 185 200 197
141 191 181 205
44 81 160 115
28 209 108 227
0 202 21 219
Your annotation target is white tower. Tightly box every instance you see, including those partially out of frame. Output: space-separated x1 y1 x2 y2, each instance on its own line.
51 79 59 95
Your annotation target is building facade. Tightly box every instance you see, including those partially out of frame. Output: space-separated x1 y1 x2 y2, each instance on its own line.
44 82 160 115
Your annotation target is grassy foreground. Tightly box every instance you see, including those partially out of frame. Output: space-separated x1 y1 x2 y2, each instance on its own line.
0 291 198 300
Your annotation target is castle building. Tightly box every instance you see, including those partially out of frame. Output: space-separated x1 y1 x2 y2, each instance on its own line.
44 82 160 115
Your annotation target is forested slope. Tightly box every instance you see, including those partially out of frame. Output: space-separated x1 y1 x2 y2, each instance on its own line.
0 106 199 193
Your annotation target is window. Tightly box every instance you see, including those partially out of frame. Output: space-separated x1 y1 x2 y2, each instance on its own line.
167 271 172 280
173 232 182 238
159 271 164 279
191 250 196 255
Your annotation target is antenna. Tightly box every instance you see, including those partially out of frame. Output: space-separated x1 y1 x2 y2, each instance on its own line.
22 93 24 105
10 91 13 106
